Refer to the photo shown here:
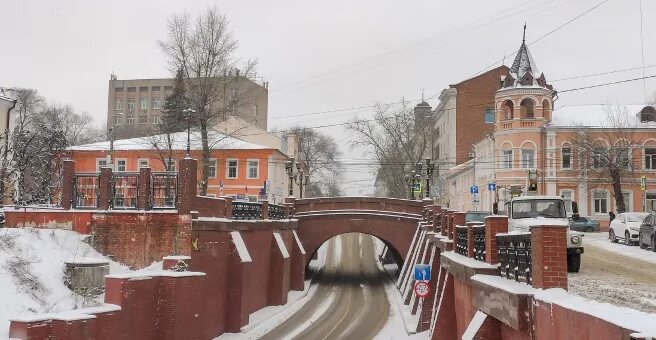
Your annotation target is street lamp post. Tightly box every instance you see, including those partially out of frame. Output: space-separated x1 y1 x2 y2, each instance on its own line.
425 158 435 198
285 158 295 196
182 108 196 156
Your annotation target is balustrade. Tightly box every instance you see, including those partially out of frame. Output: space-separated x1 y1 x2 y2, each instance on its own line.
496 232 532 284
472 225 486 261
268 204 285 220
455 226 468 256
232 201 262 220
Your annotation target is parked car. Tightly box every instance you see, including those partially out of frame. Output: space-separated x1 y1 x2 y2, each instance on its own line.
465 211 492 224
568 216 600 232
638 212 656 252
609 212 649 245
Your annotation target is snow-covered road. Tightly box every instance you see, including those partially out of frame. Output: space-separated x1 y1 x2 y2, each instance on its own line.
569 232 656 314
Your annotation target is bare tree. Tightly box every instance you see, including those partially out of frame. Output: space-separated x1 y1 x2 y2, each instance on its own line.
289 126 342 197
158 7 257 195
571 105 645 213
346 100 431 198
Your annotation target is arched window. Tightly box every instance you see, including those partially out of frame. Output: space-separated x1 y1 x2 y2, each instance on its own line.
640 106 656 123
542 99 551 120
520 98 534 118
502 100 514 120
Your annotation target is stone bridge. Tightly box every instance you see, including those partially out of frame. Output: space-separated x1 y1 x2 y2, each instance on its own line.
292 197 425 267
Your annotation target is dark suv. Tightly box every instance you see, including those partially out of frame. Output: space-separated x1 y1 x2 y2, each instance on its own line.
638 212 656 252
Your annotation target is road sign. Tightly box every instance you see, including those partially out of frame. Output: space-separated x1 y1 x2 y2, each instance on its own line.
414 264 431 281
488 182 496 191
470 185 479 194
414 281 430 298
472 192 480 203
412 182 422 193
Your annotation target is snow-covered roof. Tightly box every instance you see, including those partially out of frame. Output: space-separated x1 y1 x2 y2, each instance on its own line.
550 104 656 128
68 129 274 151
509 40 542 82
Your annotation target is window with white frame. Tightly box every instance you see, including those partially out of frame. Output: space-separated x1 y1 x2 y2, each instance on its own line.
645 148 656 170
561 189 574 213
115 98 123 110
138 159 149 169
114 116 123 125
521 149 535 169
152 97 161 110
226 159 238 179
127 98 135 112
140 97 148 110
593 190 608 214
619 191 632 212
208 159 217 178
561 146 572 170
247 160 259 179
164 159 176 172
502 149 513 169
646 192 656 212
126 117 134 125
592 148 607 168
115 159 127 172
96 158 108 172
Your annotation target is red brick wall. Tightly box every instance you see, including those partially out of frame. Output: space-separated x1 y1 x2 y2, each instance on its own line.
193 195 227 218
4 210 94 234
453 277 475 339
531 226 568 290
91 212 192 269
454 66 509 165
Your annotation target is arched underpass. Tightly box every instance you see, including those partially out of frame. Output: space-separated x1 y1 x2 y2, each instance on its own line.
260 197 423 339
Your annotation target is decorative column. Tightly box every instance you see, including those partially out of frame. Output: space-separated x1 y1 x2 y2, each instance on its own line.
178 157 197 214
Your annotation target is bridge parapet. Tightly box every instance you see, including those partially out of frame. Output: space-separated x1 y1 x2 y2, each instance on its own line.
291 196 423 216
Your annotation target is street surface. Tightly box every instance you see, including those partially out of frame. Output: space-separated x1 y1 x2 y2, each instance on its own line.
569 232 656 313
260 233 390 340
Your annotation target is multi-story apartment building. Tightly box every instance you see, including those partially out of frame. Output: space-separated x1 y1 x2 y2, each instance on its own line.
443 35 656 230
107 72 269 139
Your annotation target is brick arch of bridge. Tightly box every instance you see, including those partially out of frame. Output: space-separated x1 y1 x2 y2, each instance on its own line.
291 197 424 267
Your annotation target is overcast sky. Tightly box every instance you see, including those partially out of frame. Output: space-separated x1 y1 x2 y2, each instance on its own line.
1 0 655 195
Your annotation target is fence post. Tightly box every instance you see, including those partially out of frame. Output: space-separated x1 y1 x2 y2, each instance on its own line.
531 225 568 290
465 222 478 258
177 157 197 214
484 215 508 264
452 211 466 240
433 205 442 232
61 160 75 209
98 167 113 210
261 200 269 220
137 167 151 210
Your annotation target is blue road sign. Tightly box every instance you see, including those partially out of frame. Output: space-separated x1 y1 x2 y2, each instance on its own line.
470 185 479 194
488 182 496 191
414 264 431 281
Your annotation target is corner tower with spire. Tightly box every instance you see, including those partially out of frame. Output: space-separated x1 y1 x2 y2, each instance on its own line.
495 26 556 131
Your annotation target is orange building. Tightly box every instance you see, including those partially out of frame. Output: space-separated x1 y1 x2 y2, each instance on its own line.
67 130 293 204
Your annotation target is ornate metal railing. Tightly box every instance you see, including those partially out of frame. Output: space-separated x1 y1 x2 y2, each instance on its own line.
232 201 262 220
496 233 532 284
74 174 100 209
112 173 138 209
473 225 486 261
455 226 468 256
268 204 285 220
151 173 177 209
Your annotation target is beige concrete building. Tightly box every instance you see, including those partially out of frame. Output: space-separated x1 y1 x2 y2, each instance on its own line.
107 73 269 139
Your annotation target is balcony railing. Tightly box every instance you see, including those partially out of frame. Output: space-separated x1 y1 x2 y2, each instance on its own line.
455 226 468 256
232 201 262 220
268 203 285 220
496 232 532 284
472 225 486 261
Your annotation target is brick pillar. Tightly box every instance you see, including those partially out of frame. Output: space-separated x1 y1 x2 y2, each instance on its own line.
98 167 112 210
484 216 508 264
261 200 269 220
222 196 233 218
531 225 568 290
178 158 197 214
61 160 75 209
451 211 465 240
137 167 151 210
433 206 442 232
465 222 477 258
440 212 448 236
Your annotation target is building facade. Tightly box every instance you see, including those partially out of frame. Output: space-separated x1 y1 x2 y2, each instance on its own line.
443 36 656 230
67 130 297 204
107 73 269 139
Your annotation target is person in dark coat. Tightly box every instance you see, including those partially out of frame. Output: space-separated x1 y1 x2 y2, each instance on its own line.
609 211 616 223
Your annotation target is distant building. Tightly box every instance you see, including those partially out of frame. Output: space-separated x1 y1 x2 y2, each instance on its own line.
0 88 17 204
443 34 656 231
67 130 295 204
107 72 269 139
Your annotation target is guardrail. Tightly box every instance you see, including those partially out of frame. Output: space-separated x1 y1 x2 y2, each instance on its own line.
496 232 532 284
232 201 262 220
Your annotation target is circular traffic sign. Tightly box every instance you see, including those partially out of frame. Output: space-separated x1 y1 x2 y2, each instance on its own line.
414 281 430 298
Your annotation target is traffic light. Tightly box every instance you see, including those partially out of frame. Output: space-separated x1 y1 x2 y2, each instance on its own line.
527 170 538 193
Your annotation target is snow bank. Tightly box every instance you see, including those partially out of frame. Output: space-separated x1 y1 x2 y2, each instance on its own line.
441 251 498 270
585 232 656 264
0 228 159 338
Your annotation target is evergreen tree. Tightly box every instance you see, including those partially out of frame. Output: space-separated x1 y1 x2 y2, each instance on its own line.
161 68 188 134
